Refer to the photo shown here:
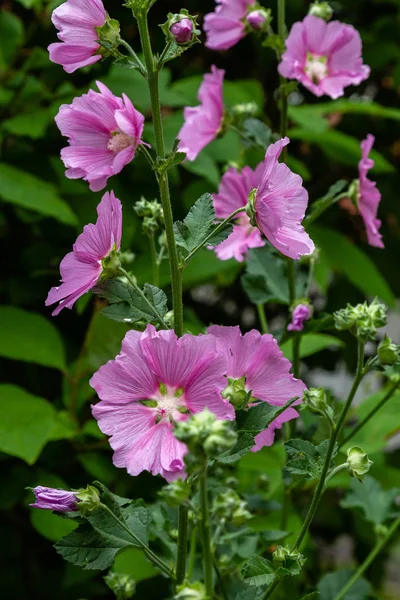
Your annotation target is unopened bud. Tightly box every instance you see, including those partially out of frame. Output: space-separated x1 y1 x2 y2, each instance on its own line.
273 545 306 571
75 485 101 516
104 572 136 600
159 479 190 507
213 490 251 526
303 387 330 416
162 10 200 46
288 302 312 332
346 446 373 481
246 8 271 30
308 2 333 21
378 336 400 365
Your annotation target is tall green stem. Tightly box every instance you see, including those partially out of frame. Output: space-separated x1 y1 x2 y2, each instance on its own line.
148 233 159 287
257 304 269 334
136 9 183 339
199 467 213 597
332 517 400 600
135 9 187 584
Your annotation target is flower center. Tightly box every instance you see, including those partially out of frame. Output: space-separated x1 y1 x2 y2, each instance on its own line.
147 384 188 423
304 53 328 84
107 132 133 153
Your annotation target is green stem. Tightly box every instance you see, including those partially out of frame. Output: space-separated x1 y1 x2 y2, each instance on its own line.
184 206 244 264
139 144 155 168
99 503 173 579
118 267 168 328
187 525 198 580
304 192 349 227
118 38 146 74
157 41 173 68
148 233 159 287
340 381 400 449
325 462 348 484
257 304 269 333
292 340 365 552
286 259 300 378
136 9 184 339
262 579 280 600
332 517 400 600
199 467 214 597
176 505 189 586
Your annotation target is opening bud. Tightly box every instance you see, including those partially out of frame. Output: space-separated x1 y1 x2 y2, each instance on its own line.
303 387 330 416
162 10 200 46
346 446 373 481
246 8 271 31
308 1 334 21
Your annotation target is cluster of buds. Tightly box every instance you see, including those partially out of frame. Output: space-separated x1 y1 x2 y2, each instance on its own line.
378 336 400 366
272 545 306 572
159 479 191 508
303 387 334 423
308 1 333 20
104 572 136 600
174 582 207 600
162 10 201 46
174 409 237 471
134 196 164 234
346 446 373 481
213 490 252 526
334 298 387 342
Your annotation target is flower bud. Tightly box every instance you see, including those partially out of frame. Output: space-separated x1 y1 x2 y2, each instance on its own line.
378 336 400 365
29 486 78 512
104 572 136 600
159 479 191 507
174 582 207 600
368 298 387 329
161 10 200 46
231 102 259 118
174 409 237 461
288 302 312 332
308 2 333 21
246 8 271 30
303 387 330 416
75 485 101 516
213 490 251 526
273 546 306 571
346 446 373 481
101 247 121 280
334 299 387 342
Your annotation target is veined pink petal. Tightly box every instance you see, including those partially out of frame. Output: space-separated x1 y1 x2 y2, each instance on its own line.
252 407 299 451
204 0 254 50
358 134 384 248
214 223 264 262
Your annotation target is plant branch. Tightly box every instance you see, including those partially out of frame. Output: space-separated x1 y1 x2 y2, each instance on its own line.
118 38 146 74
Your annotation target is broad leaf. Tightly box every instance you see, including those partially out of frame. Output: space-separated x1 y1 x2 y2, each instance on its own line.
174 193 233 255
340 476 398 525
96 280 168 326
0 384 56 464
281 333 344 361
0 306 66 370
285 439 337 480
0 10 23 71
241 555 276 587
3 108 53 139
242 118 272 149
0 163 77 225
318 570 371 600
242 247 289 305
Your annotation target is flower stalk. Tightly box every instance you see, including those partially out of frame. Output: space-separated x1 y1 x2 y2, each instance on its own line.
199 465 214 597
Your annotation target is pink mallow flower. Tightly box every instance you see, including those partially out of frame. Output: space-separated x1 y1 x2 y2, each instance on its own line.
48 0 106 74
208 326 306 451
204 0 261 51
288 304 312 332
30 486 78 511
254 137 314 260
90 326 234 482
358 134 384 248
46 191 122 316
278 15 370 99
212 164 265 262
56 81 147 191
177 66 224 161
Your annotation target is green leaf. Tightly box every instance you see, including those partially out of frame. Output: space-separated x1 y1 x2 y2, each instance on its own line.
2 108 53 139
96 280 168 326
0 306 66 370
112 548 157 582
300 594 320 600
0 10 23 71
318 570 371 600
0 384 56 464
242 118 272 149
285 439 337 480
154 150 187 174
217 432 256 464
30 510 78 542
242 247 289 305
309 225 396 306
241 555 276 587
288 129 394 174
235 589 265 600
0 163 78 225
281 333 344 361
84 311 129 371
182 152 220 186
174 193 233 255
340 476 398 525
55 485 151 571
236 399 299 434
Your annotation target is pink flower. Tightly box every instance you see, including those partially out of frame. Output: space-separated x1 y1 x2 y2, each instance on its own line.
212 164 265 262
288 304 312 332
56 81 147 191
204 0 255 50
48 0 106 74
170 19 193 44
90 326 234 482
30 486 78 511
278 15 370 99
358 135 384 248
254 137 314 260
207 326 306 450
177 66 224 161
46 191 122 315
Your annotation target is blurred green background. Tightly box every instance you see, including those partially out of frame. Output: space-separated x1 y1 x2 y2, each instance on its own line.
1 0 400 598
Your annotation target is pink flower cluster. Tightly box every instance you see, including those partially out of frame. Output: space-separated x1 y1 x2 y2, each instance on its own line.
90 325 306 481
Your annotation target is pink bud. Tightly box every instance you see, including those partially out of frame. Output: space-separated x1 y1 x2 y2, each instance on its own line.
246 10 267 30
170 18 193 44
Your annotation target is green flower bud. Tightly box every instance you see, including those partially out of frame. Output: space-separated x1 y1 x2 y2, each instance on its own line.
213 490 251 526
273 546 306 572
161 10 201 46
104 572 136 600
346 446 373 481
303 387 329 415
159 479 191 508
101 246 121 281
174 582 207 600
75 485 101 516
334 299 387 342
378 336 400 365
230 102 259 117
308 2 333 20
368 298 387 328
273 545 290 563
95 16 121 55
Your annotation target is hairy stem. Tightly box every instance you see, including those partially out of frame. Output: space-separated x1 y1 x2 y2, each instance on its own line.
199 467 214 597
332 517 400 600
